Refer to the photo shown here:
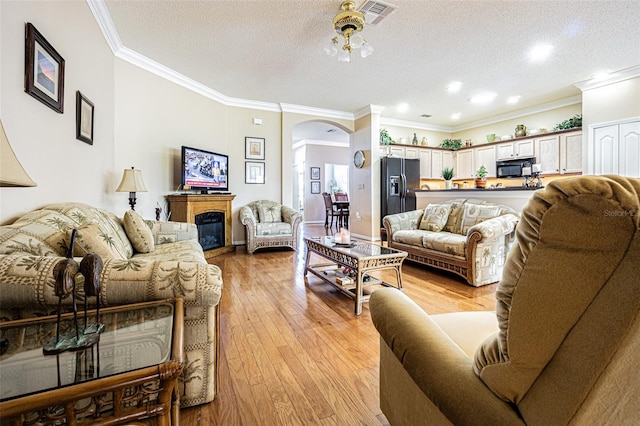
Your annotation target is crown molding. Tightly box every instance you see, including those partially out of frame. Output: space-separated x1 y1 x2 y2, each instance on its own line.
380 117 453 133
279 103 354 120
574 65 640 91
353 105 386 119
292 139 350 150
450 95 582 132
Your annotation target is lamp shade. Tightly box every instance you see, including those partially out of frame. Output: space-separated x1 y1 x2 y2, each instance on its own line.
0 118 37 187
116 167 148 192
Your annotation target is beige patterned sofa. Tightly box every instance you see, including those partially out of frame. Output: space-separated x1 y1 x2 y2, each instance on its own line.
0 202 222 408
383 199 519 286
239 200 303 254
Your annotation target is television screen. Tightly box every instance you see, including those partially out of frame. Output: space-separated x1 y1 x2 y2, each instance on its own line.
182 146 229 192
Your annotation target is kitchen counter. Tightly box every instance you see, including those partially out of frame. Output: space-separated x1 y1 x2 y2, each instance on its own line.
414 187 542 212
412 186 542 193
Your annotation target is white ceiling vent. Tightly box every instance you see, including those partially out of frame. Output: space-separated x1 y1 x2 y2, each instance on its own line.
358 0 398 26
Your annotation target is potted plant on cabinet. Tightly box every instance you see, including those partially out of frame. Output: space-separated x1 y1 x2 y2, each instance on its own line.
441 167 455 189
475 165 488 189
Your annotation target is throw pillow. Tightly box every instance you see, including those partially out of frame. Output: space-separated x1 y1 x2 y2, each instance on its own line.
123 210 155 253
443 200 466 234
419 203 452 232
257 203 281 223
460 203 501 235
74 223 127 260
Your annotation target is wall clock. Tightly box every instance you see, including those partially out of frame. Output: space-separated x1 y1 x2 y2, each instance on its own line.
353 150 365 168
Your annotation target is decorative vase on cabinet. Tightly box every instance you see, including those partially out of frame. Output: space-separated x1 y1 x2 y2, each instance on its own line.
412 133 418 145
515 124 527 137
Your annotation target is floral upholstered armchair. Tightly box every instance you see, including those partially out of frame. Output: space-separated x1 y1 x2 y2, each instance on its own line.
239 200 303 254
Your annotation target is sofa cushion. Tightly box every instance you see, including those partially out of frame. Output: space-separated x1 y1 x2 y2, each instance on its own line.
460 203 501 235
422 232 467 257
256 222 292 236
419 203 451 232
74 223 129 260
392 230 425 246
257 202 281 223
134 239 206 263
123 210 155 253
442 200 467 234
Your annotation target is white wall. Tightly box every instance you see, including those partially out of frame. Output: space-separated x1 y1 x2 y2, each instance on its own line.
1 0 115 223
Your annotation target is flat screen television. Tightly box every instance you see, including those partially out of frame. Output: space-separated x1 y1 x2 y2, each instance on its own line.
181 145 229 193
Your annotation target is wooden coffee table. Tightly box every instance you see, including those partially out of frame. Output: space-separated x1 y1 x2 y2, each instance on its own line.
304 237 407 315
0 298 184 425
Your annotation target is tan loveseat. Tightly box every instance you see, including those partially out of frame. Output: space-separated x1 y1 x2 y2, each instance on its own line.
0 202 222 408
239 200 302 254
383 199 519 286
371 175 640 425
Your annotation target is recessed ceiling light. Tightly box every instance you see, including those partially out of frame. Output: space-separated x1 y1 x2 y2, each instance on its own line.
396 103 409 113
447 81 463 93
451 113 461 120
529 44 554 62
469 93 497 104
507 95 521 104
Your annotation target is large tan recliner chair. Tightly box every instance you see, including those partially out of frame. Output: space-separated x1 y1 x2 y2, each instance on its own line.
371 175 640 425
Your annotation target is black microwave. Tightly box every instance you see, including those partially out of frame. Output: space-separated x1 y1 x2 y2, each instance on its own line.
496 157 535 178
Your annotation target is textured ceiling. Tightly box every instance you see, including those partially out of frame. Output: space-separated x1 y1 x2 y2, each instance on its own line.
104 0 640 135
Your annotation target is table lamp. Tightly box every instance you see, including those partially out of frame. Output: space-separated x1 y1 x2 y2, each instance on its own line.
116 167 147 211
0 118 37 187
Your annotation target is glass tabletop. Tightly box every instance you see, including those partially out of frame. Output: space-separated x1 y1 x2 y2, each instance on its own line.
306 236 404 257
0 300 176 402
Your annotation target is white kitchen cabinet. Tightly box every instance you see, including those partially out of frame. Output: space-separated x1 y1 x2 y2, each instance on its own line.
560 132 583 174
474 145 497 177
419 149 432 178
386 145 420 159
456 150 474 179
404 147 420 159
429 150 455 179
496 139 534 160
535 131 582 175
593 121 640 177
388 146 405 157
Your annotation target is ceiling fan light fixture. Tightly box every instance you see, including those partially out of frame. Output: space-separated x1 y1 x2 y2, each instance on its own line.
326 1 373 62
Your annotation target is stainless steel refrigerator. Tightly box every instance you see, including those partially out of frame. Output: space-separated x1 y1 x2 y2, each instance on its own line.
381 157 420 225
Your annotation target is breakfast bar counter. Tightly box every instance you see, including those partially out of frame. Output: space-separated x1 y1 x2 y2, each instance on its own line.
413 187 540 211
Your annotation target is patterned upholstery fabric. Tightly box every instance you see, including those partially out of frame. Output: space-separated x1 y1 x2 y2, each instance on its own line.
419 203 451 232
256 222 293 236
257 201 282 223
123 210 155 253
239 200 303 254
460 203 502 235
0 202 222 408
383 199 519 286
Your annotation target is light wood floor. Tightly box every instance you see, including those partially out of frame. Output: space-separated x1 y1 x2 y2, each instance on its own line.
180 224 498 425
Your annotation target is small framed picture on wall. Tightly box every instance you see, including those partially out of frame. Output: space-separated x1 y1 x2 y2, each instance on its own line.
311 181 321 194
245 137 265 160
310 167 320 180
245 161 265 184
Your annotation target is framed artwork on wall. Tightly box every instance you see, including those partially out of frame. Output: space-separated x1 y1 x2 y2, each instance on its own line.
24 23 65 113
76 91 94 145
310 167 320 180
245 137 265 160
311 181 321 194
245 161 265 184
